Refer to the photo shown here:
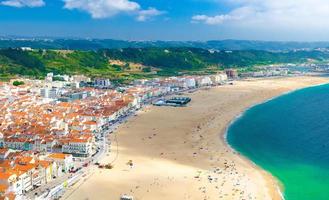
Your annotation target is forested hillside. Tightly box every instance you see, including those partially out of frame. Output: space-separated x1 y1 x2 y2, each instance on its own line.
0 47 328 81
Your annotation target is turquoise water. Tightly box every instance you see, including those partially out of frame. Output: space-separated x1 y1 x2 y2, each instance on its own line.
227 84 329 200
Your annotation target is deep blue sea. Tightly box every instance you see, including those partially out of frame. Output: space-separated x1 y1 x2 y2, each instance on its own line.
227 84 329 200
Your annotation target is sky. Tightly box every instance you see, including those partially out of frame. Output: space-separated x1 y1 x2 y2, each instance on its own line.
1 0 329 41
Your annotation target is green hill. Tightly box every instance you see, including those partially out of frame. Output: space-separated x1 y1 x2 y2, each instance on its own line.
0 47 328 81
101 48 329 72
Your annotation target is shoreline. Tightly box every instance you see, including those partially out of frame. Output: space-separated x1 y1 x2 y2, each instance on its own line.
63 76 329 200
222 81 329 200
223 96 284 200
223 109 283 200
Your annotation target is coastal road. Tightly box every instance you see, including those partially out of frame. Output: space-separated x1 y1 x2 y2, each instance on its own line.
25 173 72 199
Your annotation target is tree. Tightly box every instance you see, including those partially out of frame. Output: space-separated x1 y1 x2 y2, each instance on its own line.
142 67 151 73
13 81 24 86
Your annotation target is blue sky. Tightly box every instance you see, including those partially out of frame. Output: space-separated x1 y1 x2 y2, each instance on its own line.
1 0 329 41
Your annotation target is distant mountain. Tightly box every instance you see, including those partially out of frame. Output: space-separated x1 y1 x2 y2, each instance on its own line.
1 37 329 51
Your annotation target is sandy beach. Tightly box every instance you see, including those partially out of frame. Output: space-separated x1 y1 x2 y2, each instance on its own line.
63 76 329 200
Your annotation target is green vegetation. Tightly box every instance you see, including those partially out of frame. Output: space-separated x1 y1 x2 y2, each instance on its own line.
101 48 329 69
0 48 45 77
0 47 328 82
13 80 24 86
142 67 151 73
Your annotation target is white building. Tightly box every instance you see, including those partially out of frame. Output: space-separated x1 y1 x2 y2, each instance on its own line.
185 77 196 88
21 47 33 51
196 76 213 87
40 88 59 99
94 78 111 88
62 137 93 157
210 73 228 84
46 153 74 174
72 75 91 82
46 73 53 82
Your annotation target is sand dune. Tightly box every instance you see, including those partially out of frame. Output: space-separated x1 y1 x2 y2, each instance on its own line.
63 76 329 200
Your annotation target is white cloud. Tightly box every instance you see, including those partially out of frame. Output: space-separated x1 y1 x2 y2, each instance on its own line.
137 8 165 22
192 14 233 25
63 0 164 21
0 0 45 7
192 0 329 30
63 0 140 18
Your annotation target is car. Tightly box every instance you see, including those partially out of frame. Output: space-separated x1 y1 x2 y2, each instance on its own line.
33 185 40 189
121 195 134 200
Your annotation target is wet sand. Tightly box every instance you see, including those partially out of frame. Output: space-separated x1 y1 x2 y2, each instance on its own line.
63 76 329 200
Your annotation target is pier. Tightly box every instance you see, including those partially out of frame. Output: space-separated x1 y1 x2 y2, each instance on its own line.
153 97 191 107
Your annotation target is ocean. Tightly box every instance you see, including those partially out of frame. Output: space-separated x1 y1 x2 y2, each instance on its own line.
227 84 329 200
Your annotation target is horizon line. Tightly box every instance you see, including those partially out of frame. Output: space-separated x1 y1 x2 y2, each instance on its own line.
2 35 329 43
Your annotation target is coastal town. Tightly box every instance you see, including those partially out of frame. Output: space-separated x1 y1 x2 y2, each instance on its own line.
0 59 325 200
2 1 329 198
0 63 322 200
0 69 235 200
